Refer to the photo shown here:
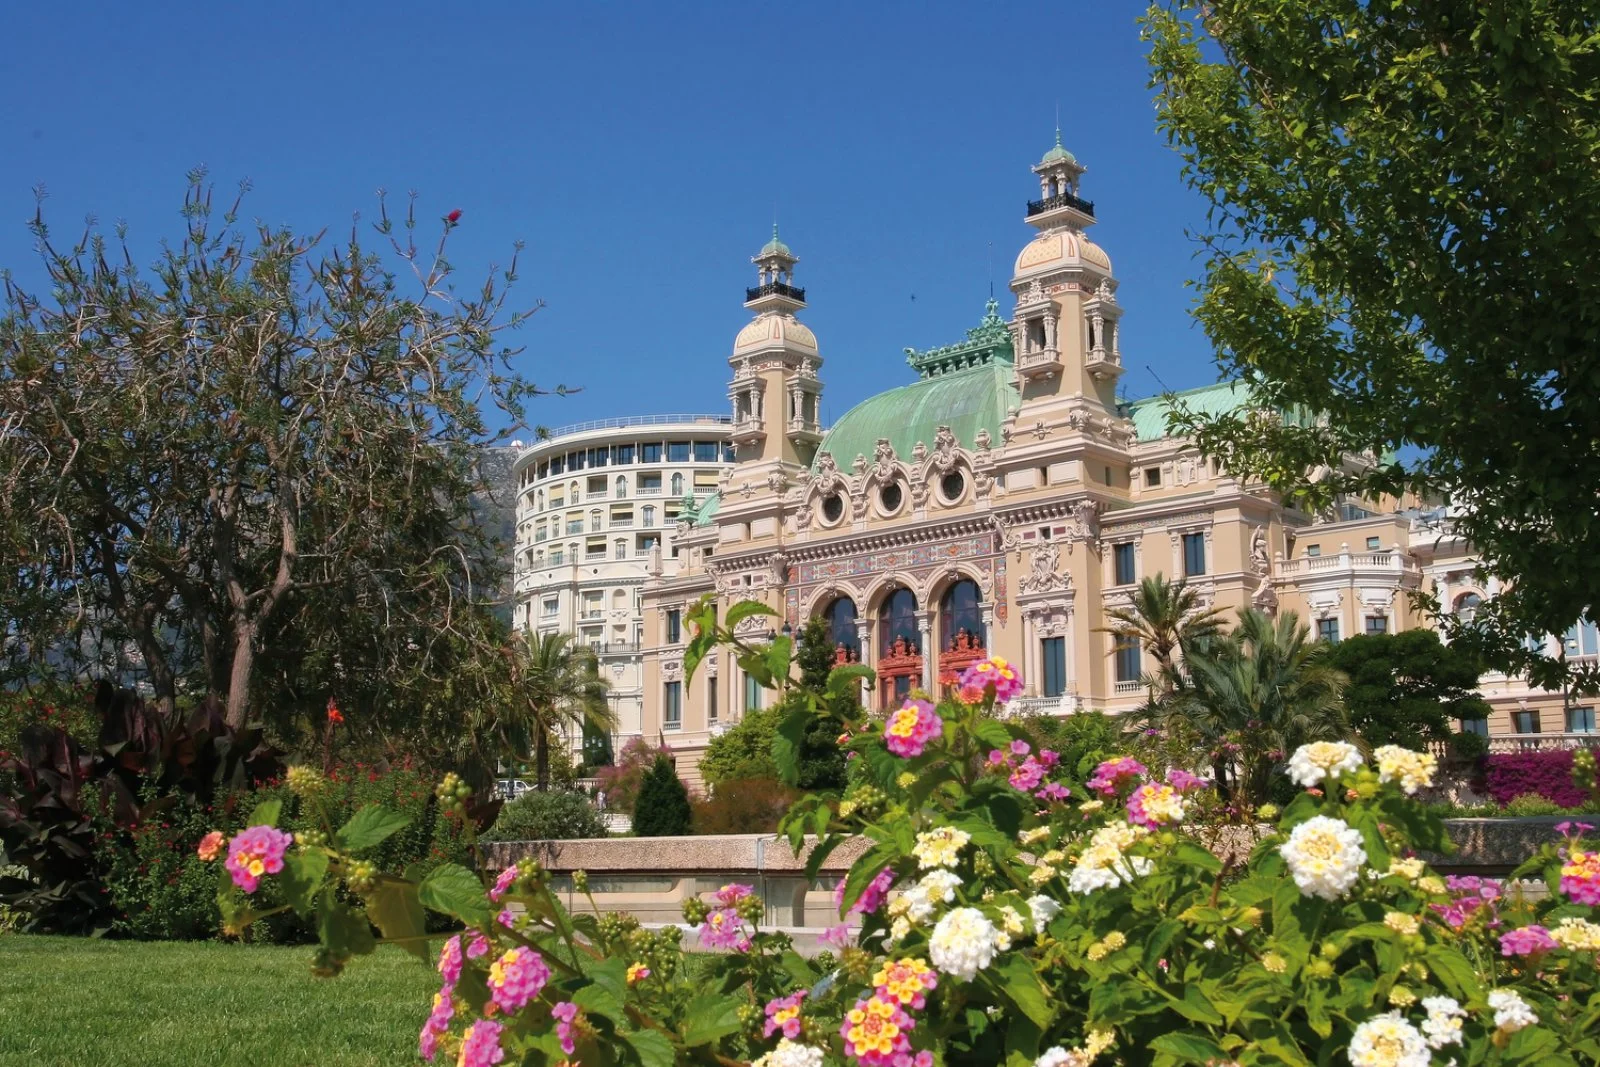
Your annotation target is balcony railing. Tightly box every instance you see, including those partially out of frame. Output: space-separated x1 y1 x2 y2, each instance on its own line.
745 281 806 303
1025 191 1096 219
1113 680 1142 695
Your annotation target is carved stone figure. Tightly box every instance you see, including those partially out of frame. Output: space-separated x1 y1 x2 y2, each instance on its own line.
1019 540 1071 594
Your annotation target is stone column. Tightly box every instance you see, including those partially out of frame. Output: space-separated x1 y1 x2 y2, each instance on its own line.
855 618 874 705
1065 606 1078 697
916 610 934 691
1022 612 1039 697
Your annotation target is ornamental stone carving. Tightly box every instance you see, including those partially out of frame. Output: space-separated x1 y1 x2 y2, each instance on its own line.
767 550 790 587
1018 540 1072 595
1072 499 1101 545
733 614 774 637
1250 524 1279 616
661 660 682 681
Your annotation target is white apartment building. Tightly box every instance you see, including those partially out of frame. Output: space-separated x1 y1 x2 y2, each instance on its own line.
511 415 735 750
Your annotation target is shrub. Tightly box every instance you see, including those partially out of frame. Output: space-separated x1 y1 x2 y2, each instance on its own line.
1483 749 1593 808
1449 729 1489 763
1503 792 1565 817
691 778 797 834
592 737 670 814
483 790 608 842
630 756 691 837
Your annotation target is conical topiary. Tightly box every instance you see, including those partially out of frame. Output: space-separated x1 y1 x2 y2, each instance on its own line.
631 755 693 837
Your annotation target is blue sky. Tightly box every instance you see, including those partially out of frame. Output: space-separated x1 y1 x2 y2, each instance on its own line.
0 1 1221 439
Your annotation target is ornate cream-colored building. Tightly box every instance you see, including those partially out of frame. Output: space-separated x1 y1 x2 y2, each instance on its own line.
636 139 1594 784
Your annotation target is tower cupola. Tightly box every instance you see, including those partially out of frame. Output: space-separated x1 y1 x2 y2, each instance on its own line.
1026 128 1095 233
745 224 806 314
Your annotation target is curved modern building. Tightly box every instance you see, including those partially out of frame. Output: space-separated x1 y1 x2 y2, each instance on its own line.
511 416 735 748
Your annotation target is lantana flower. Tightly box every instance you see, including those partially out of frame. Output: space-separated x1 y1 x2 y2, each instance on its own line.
1085 757 1147 798
1347 1012 1429 1067
551 1002 582 1055
1550 916 1600 951
1066 822 1152 894
957 656 1023 702
1559 847 1600 906
1499 924 1558 958
765 990 808 1039
489 866 518 902
874 957 938 1008
754 1040 828 1067
1372 745 1437 795
912 826 970 869
1419 996 1464 1049
1285 741 1363 788
840 993 921 1067
1126 782 1187 828
928 907 1001 981
1487 989 1538 1033
486 946 550 1014
884 699 942 758
457 1019 505 1067
417 989 454 1062
224 825 293 894
1279 816 1366 900
196 830 226 862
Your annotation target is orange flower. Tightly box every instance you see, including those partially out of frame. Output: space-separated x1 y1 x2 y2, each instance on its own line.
196 830 226 862
327 697 345 725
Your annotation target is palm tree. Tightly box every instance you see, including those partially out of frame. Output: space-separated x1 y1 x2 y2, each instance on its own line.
503 632 614 791
1147 609 1349 803
1097 574 1227 696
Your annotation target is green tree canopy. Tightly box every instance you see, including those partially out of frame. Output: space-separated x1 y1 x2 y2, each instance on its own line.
631 756 692 838
0 176 556 735
1144 1 1600 688
1326 629 1491 750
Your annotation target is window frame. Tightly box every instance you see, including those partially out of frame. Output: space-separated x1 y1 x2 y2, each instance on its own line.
663 681 682 729
1041 636 1067 698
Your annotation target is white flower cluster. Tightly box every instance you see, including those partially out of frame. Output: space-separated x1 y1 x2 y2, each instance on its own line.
1066 822 1153 895
929 906 1001 981
886 868 962 942
1026 894 1060 935
1347 1012 1430 1067
753 1040 825 1067
1550 916 1600 951
1488 989 1538 1033
912 826 971 869
1419 996 1464 1050
1286 741 1363 787
1373 745 1437 795
1280 815 1367 900
1033 1030 1114 1067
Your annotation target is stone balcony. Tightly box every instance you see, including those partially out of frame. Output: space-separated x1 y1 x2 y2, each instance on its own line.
1273 546 1421 583
1016 346 1062 381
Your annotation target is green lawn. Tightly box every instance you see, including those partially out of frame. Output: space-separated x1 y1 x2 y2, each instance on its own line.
0 935 438 1066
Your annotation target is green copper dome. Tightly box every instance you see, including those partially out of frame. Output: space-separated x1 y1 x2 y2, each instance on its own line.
690 491 721 527
815 361 1017 473
1040 128 1076 165
759 223 793 258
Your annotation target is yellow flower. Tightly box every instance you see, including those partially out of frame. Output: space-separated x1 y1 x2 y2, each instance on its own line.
1101 931 1126 951
912 826 971 869
1085 943 1108 962
1417 876 1446 895
1550 917 1600 951
1040 850 1066 866
1262 952 1288 974
1029 865 1059 886
1079 800 1105 815
1388 857 1426 881
1018 827 1051 847
625 962 650 984
1388 986 1417 1007
1384 911 1421 936
896 772 918 789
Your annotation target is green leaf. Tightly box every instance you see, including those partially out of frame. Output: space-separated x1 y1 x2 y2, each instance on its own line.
279 850 328 917
317 890 377 960
246 798 282 828
621 1028 676 1067
838 843 898 916
1142 919 1184 972
826 663 875 696
1148 1033 1229 1063
582 955 628 1007
366 880 428 961
723 599 778 632
417 863 494 928
1172 841 1223 875
989 952 1053 1027
772 704 811 787
972 718 1016 752
1422 945 1481 1001
336 804 412 850
681 993 743 1046
765 635 794 684
574 980 624 1023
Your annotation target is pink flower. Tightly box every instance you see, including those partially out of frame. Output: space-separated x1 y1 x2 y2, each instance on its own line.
552 1001 581 1055
835 867 897 918
714 883 753 906
765 989 808 1039
418 988 454 1061
466 931 491 958
698 905 749 951
1086 757 1148 798
437 935 464 987
196 830 226 862
884 699 941 758
1036 782 1071 802
489 866 518 902
1165 768 1210 792
1500 925 1559 957
1038 749 1060 769
957 656 1024 703
820 923 854 947
446 208 464 224
986 750 1007 767
457 1019 505 1067
1008 760 1045 792
224 825 293 893
1127 782 1187 829
1560 848 1600 906
496 907 515 929
1010 739 1031 757
487 945 551 1014
840 993 918 1067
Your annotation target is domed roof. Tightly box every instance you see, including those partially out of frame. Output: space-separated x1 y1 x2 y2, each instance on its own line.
734 314 817 353
1013 230 1112 276
814 362 1017 474
1040 128 1076 165
758 223 793 259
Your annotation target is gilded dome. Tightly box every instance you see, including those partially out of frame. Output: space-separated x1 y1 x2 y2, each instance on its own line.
1013 230 1111 276
734 314 817 353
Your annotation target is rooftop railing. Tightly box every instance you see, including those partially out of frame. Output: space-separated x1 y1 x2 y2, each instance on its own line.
1025 191 1097 219
523 414 733 447
745 281 806 303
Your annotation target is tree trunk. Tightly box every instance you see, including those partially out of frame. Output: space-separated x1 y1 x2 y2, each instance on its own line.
535 726 550 792
224 621 257 729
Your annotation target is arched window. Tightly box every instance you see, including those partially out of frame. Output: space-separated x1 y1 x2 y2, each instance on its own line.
822 597 860 660
642 505 656 527
590 509 603 532
1454 592 1482 625
614 540 627 560
880 589 920 656
569 480 580 502
940 579 984 649
671 473 684 497
615 475 627 499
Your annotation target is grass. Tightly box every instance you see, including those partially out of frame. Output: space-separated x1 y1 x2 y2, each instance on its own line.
0 934 439 1066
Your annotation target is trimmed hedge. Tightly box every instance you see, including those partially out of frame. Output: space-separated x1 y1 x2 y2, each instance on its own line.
1482 749 1594 808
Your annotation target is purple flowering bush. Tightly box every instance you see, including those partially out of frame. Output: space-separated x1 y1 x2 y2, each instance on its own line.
1484 751 1594 809
206 598 1600 1066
